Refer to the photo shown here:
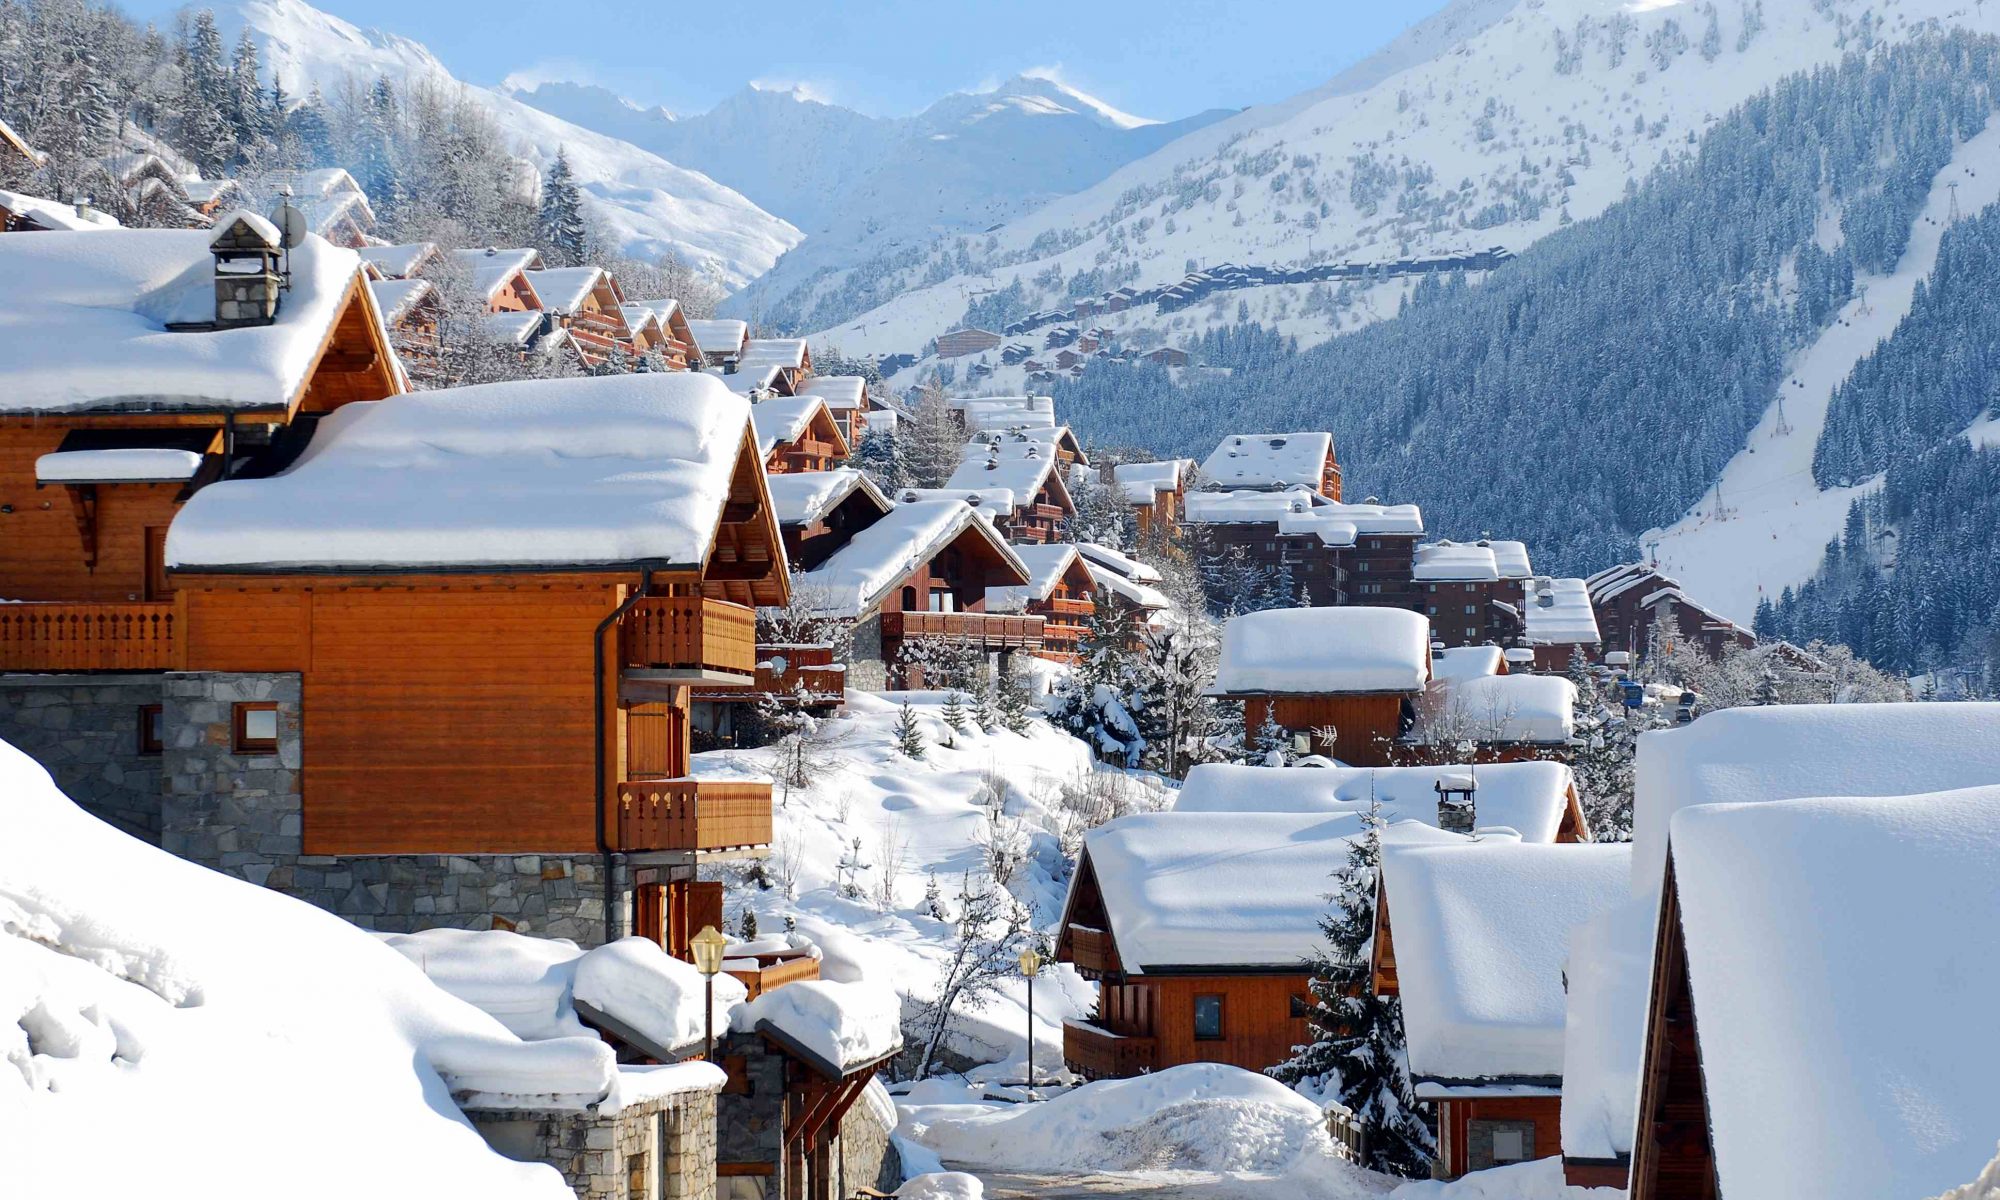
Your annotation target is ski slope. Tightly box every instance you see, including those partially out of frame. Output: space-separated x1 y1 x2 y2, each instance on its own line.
1643 120 2000 625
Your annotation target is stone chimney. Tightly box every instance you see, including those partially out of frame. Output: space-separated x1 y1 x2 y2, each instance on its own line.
207 211 284 328
1435 773 1477 834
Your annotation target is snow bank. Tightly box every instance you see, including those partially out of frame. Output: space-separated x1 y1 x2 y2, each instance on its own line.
1171 761 1579 845
1672 787 2000 1200
735 979 902 1073
1215 606 1430 694
0 740 574 1198
0 230 364 415
1380 842 1629 1087
168 372 752 571
1389 1156 1619 1198
895 1172 985 1200
573 936 746 1053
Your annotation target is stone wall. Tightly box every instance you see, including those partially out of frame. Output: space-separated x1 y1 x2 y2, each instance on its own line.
0 673 164 843
469 1084 719 1200
844 614 887 692
714 1035 898 1200
159 671 302 876
836 1082 900 1196
276 852 623 945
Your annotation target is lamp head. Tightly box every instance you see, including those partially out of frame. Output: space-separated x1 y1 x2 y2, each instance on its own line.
1018 946 1042 978
690 924 729 977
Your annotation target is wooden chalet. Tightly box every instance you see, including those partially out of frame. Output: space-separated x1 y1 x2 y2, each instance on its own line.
93 151 202 229
163 372 788 951
1196 431 1340 500
1173 759 1593 844
688 318 749 368
620 298 701 370
752 396 850 475
357 241 441 281
368 277 441 366
1110 459 1191 542
765 468 892 571
1143 346 1190 368
448 247 546 313
1586 563 1754 664
1415 540 1534 648
1182 488 1424 609
988 542 1096 663
527 266 634 369
935 327 1002 358
255 168 375 247
1525 576 1602 670
946 434 1076 543
180 177 246 221
738 338 813 394
0 115 42 172
0 188 120 233
0 220 400 625
1210 606 1432 766
1373 840 1629 1181
796 376 871 449
795 498 1038 689
1075 543 1170 651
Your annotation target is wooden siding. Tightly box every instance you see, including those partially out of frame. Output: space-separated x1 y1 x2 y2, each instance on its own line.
0 427 192 601
1245 694 1412 767
1437 1095 1563 1179
0 601 177 671
1143 974 1314 1074
1629 862 1718 1200
619 596 757 675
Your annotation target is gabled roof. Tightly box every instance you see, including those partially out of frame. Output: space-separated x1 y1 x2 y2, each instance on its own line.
739 337 807 374
750 396 839 458
1111 458 1188 503
0 115 43 164
797 498 1029 617
798 375 868 410
1082 559 1169 612
0 188 120 231
0 230 372 416
1172 760 1581 844
622 296 681 326
711 363 792 397
449 248 545 304
946 444 1068 513
168 373 759 574
988 542 1086 611
950 395 1056 432
1197 432 1332 491
763 468 890 527
368 277 433 324
358 242 438 280
687 318 748 357
527 266 624 322
1214 607 1431 695
1417 673 1577 745
485 310 545 347
1383 839 1629 1091
1075 541 1161 583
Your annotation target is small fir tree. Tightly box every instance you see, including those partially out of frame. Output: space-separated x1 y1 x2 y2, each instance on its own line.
942 690 969 734
973 681 1000 732
923 871 948 921
895 702 926 759
997 655 1035 735
739 907 758 941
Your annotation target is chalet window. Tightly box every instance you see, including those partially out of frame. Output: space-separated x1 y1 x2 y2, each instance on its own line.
1465 605 1478 615
1368 540 1382 549
138 705 163 755
928 590 956 613
1465 583 1477 594
232 703 279 756
1357 561 1370 572
1288 994 1311 1019
1192 994 1224 1041
1427 606 1438 615
1465 627 1479 640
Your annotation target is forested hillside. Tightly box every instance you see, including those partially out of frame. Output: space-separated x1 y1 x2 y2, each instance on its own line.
1058 35 2000 574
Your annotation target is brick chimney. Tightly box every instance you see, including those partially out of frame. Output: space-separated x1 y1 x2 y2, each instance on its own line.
207 211 284 328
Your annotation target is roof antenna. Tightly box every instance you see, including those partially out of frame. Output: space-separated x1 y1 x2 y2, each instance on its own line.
273 185 309 290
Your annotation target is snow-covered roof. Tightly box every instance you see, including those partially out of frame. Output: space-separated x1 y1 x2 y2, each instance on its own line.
711 363 788 397
734 980 902 1076
1081 559 1169 612
1430 645 1505 683
0 188 120 231
798 375 868 410
764 468 889 527
448 247 542 304
1079 811 1457 971
1183 487 1319 525
617 305 662 339
484 310 544 347
1587 563 1671 606
621 296 682 328
797 499 1028 617
1671 788 2000 1200
526 266 612 316
1559 898 1654 1163
36 447 204 485
0 230 367 416
1414 541 1499 582
946 448 1063 512
953 395 1056 432
1181 487 1423 538
1421 673 1576 744
357 242 435 279
1525 577 1600 646
1171 760 1579 844
739 337 806 373
1214 607 1431 695
368 277 432 323
0 114 42 163
988 543 1084 611
1487 540 1533 579
687 317 748 357
1196 432 1332 491
750 396 833 457
1111 459 1188 503
169 373 755 573
1074 541 1161 583
1383 840 1629 1092
897 486 1016 514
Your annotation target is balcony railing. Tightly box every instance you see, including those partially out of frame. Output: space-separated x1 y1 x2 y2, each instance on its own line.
882 610 1044 649
691 643 845 704
725 949 821 999
620 597 756 678
613 777 773 853
1032 503 1068 521
1065 925 1119 978
1063 1020 1156 1080
1043 596 1095 618
0 602 177 672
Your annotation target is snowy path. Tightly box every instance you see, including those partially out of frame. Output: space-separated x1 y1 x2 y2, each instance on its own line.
1641 119 2000 625
953 1165 1301 1198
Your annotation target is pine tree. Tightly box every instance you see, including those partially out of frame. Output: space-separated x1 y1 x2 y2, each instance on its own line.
942 690 968 734
1269 805 1433 1176
538 147 590 268
739 907 758 941
226 29 267 163
924 871 947 921
997 654 1035 735
854 428 908 492
894 702 926 759
1048 593 1144 764
177 11 233 175
900 384 965 489
973 681 1000 732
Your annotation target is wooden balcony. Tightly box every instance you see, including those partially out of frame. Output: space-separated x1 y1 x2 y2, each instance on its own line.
620 596 756 680
1065 925 1120 978
691 643 845 705
882 610 1044 650
0 602 177 672
725 948 821 999
613 777 773 854
1063 1020 1156 1080
1043 596 1095 618
1032 503 1068 521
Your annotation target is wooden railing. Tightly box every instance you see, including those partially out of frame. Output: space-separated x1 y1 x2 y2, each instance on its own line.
725 949 821 999
614 777 774 852
692 643 845 704
1044 596 1095 617
1063 1020 1156 1080
0 602 177 672
620 596 756 676
882 610 1044 649
1065 925 1119 978
1032 503 1068 521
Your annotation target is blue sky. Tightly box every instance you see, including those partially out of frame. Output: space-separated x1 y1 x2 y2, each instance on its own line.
121 1 1450 119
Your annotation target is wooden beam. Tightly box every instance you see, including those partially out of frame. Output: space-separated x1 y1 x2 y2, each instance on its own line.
317 349 381 373
64 484 99 570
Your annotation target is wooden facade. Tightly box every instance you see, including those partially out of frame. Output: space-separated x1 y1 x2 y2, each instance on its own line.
763 403 850 475
1190 523 1420 610
1435 1094 1564 1179
1023 557 1096 663
1240 693 1416 768
1625 861 1714 1200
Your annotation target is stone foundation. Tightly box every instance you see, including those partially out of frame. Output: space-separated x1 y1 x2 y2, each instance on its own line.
714 1034 899 1200
469 1083 719 1200
844 615 887 692
0 673 165 843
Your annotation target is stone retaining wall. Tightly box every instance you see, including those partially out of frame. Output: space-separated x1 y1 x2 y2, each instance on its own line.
0 673 164 843
469 1084 719 1200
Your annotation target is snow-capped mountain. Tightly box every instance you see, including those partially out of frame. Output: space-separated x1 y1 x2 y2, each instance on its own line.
507 73 1231 325
214 0 800 286
807 0 2000 358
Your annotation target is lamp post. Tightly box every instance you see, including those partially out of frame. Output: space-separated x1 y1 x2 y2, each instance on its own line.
1018 945 1042 1092
691 924 729 1062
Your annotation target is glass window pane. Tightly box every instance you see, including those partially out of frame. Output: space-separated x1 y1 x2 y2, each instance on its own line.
1193 994 1223 1040
1492 1129 1526 1162
243 707 278 742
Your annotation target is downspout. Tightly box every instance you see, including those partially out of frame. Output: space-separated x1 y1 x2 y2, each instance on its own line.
594 567 653 945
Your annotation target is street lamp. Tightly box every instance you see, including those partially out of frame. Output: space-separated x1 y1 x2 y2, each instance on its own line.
691 924 729 1062
1018 945 1043 1091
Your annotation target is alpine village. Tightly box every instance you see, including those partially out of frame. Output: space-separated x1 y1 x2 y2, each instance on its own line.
4 3 2000 1200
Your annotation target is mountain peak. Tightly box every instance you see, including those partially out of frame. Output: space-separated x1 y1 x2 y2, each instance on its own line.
1002 70 1157 129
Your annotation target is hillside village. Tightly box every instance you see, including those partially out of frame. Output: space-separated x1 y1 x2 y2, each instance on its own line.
6 4 2000 1200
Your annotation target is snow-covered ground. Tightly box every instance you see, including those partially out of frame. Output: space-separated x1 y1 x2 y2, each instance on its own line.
1643 118 2000 624
695 689 1168 1073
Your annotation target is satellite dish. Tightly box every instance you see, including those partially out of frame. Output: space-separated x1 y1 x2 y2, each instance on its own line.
276 201 310 249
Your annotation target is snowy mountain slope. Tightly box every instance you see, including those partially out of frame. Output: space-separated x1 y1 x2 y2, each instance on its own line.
214 0 800 285
509 73 1230 325
810 0 2000 358
1643 121 2000 625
